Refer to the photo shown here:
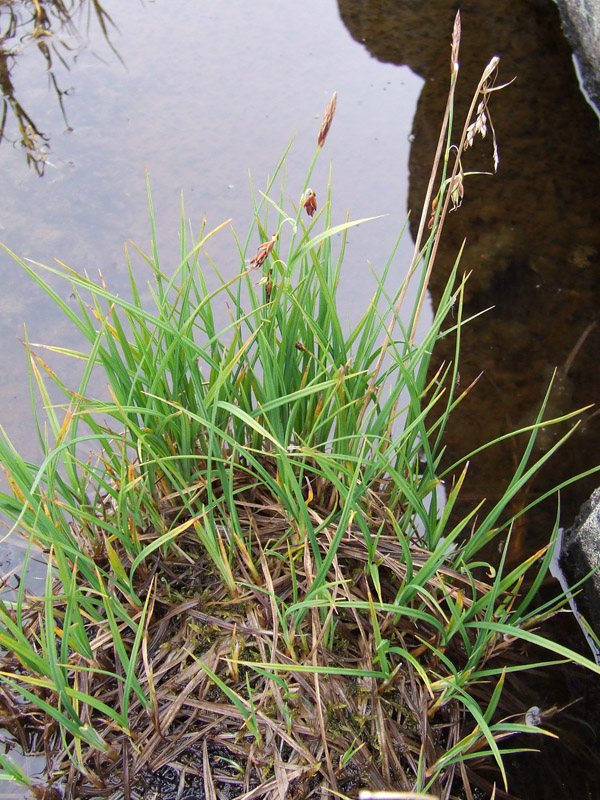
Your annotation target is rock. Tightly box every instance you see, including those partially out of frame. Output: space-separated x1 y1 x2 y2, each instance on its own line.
554 0 600 115
560 487 600 640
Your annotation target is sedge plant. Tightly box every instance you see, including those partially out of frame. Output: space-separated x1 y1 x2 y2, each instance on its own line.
0 13 598 800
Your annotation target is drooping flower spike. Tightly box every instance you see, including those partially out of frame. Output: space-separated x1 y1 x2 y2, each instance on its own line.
249 232 279 270
302 189 317 217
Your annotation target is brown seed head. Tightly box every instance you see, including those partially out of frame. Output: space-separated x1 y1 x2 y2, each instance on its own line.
451 11 461 76
317 91 337 149
302 189 317 217
249 232 279 270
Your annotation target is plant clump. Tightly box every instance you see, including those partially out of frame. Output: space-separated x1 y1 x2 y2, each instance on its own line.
0 14 598 800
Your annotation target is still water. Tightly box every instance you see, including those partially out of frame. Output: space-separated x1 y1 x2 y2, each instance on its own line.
0 0 423 556
1 3 422 792
1 0 600 797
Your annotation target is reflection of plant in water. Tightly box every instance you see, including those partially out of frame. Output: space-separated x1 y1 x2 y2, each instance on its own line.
0 0 118 175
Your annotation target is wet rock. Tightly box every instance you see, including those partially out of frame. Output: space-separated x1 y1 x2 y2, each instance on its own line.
554 0 600 114
560 487 600 638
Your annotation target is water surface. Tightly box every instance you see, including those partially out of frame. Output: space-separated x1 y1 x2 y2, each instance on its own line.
0 0 422 581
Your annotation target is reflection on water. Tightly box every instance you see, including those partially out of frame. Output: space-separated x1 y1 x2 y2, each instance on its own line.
340 0 600 557
0 0 422 466
6 3 596 559
0 0 118 174
340 1 600 797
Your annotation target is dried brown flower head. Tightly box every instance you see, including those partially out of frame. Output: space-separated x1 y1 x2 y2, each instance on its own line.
427 195 439 230
317 91 337 149
249 233 279 270
302 189 317 217
450 11 461 76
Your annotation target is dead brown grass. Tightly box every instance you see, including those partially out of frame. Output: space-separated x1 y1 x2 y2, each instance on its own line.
0 464 537 800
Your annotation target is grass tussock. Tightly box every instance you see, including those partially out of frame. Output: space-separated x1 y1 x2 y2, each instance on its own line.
0 14 599 800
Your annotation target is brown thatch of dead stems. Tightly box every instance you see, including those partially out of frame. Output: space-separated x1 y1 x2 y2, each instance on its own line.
0 459 538 800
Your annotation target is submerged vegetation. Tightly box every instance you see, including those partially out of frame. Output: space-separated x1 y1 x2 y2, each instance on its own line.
0 14 599 800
